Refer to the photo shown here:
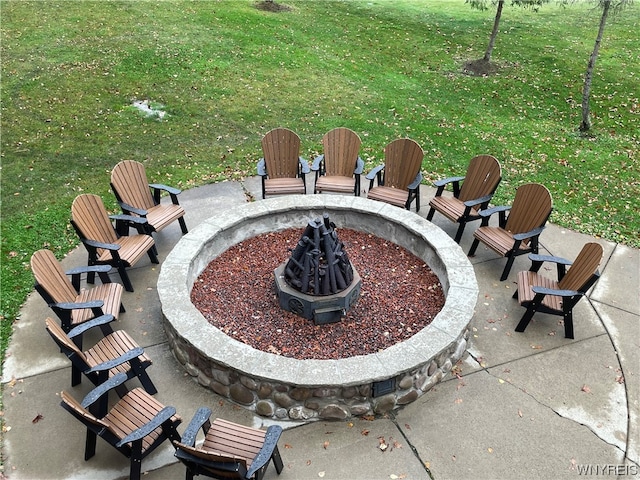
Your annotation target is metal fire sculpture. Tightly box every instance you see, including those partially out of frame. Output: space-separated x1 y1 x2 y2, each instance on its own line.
274 213 361 325
284 214 354 295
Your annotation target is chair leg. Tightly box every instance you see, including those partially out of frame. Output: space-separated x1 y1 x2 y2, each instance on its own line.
118 267 135 292
563 309 575 339
426 207 435 221
71 365 82 387
454 223 466 244
178 216 188 234
515 306 537 333
148 248 159 264
272 446 284 474
129 441 143 480
138 371 158 395
500 256 516 281
85 430 97 460
468 238 480 256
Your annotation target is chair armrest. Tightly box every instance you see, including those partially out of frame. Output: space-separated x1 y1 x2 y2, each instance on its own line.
365 164 385 181
532 286 581 298
257 158 267 176
528 253 572 266
407 171 423 190
82 238 121 251
149 183 181 196
67 314 115 339
66 265 112 276
311 155 323 171
246 425 284 479
110 214 148 225
513 226 546 241
116 201 148 216
354 157 365 175
85 347 145 374
81 372 128 408
462 194 493 208
180 407 213 446
479 205 510 218
299 157 310 174
433 175 464 188
116 406 177 447
55 300 104 312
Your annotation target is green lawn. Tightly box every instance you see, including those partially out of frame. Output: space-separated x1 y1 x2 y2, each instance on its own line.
1 0 638 368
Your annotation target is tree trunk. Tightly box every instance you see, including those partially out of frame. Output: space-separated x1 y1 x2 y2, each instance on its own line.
484 0 504 62
580 0 611 132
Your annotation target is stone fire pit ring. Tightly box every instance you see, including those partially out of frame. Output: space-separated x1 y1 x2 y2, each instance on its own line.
159 195 478 422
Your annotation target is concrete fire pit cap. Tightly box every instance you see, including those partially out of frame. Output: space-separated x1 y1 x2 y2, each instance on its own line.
159 195 478 387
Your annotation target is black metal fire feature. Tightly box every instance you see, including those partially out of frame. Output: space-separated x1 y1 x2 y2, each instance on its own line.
274 214 362 325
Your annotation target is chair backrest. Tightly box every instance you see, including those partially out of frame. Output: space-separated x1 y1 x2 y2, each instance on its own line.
381 138 424 190
321 128 361 177
261 128 301 179
60 390 109 429
71 194 119 244
458 155 502 202
45 317 86 361
558 243 604 292
111 160 155 210
31 249 77 303
504 183 553 235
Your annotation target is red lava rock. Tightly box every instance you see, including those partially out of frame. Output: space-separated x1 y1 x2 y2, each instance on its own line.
191 228 445 360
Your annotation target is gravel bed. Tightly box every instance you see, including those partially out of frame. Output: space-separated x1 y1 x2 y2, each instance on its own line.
191 228 445 360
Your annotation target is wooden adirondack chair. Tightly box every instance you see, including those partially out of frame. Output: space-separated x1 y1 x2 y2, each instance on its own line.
31 249 124 342
111 160 188 237
71 194 158 292
366 138 424 211
311 127 364 196
256 128 310 199
60 373 181 480
513 242 604 338
174 407 284 480
426 154 502 242
468 183 553 281
45 315 156 394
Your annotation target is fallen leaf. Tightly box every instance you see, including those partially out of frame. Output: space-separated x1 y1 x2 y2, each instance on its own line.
487 447 493 453
284 444 292 449
392 439 402 449
361 428 370 436
347 421 354 428
306 460 312 466
404 423 411 430
581 384 592 394
322 441 330 450
32 413 44 424
378 436 388 451
454 398 463 404
318 472 325 478
531 345 543 350
518 409 523 418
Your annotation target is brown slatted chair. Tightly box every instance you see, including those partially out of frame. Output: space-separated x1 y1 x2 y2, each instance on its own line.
312 127 364 196
31 249 124 342
513 242 604 338
426 154 502 243
71 194 158 292
366 138 424 211
174 407 284 480
468 183 553 281
111 160 188 237
60 373 181 480
45 315 156 394
257 128 310 199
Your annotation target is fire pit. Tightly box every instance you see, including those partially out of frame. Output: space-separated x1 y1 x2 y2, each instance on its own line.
159 195 478 422
275 214 361 324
